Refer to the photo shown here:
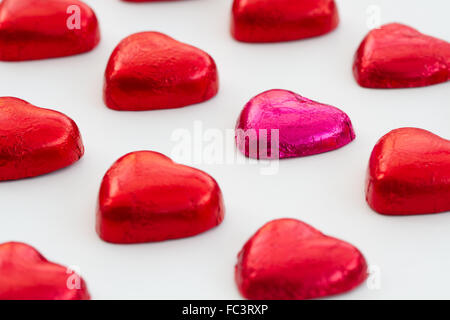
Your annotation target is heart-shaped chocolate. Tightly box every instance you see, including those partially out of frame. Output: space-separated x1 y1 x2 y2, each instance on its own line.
231 0 339 43
104 32 219 111
235 89 355 159
0 0 100 61
97 151 225 243
367 128 450 215
0 242 90 300
353 23 450 88
0 97 84 181
235 219 368 300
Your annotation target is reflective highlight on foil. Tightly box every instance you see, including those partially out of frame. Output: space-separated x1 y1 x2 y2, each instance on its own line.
366 128 450 215
353 23 450 88
231 0 339 43
97 151 225 244
104 32 219 111
0 0 100 61
0 242 90 300
235 89 355 159
0 97 84 181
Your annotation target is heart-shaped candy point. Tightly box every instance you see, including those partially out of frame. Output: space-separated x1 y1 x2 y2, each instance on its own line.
367 128 450 215
97 151 225 243
0 242 90 300
0 97 84 181
231 0 339 43
104 32 219 111
353 23 450 88
235 219 368 300
0 0 100 61
235 89 355 159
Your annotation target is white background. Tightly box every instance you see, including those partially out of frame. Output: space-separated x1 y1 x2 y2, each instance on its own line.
0 0 449 300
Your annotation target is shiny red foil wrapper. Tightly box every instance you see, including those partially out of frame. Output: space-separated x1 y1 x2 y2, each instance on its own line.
104 32 219 111
236 219 367 300
354 23 450 88
0 0 100 61
367 128 450 215
0 242 90 300
97 151 225 244
231 0 339 43
0 97 84 181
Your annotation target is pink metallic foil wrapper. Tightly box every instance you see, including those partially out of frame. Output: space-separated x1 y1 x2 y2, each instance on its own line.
235 89 355 159
0 242 90 300
354 23 450 88
367 128 450 215
0 0 100 61
235 219 368 300
231 0 339 43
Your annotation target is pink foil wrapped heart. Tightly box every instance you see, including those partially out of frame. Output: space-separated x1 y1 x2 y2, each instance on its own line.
235 89 355 159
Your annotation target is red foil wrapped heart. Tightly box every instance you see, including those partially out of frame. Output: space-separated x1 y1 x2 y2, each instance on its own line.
0 242 90 300
0 97 84 181
0 0 100 61
231 0 339 43
97 151 225 243
236 219 367 300
104 32 219 111
367 128 450 215
353 23 450 88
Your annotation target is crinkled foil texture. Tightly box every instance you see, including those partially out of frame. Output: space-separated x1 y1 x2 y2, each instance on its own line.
0 0 100 61
366 128 450 215
353 23 450 88
235 219 368 300
235 89 355 159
